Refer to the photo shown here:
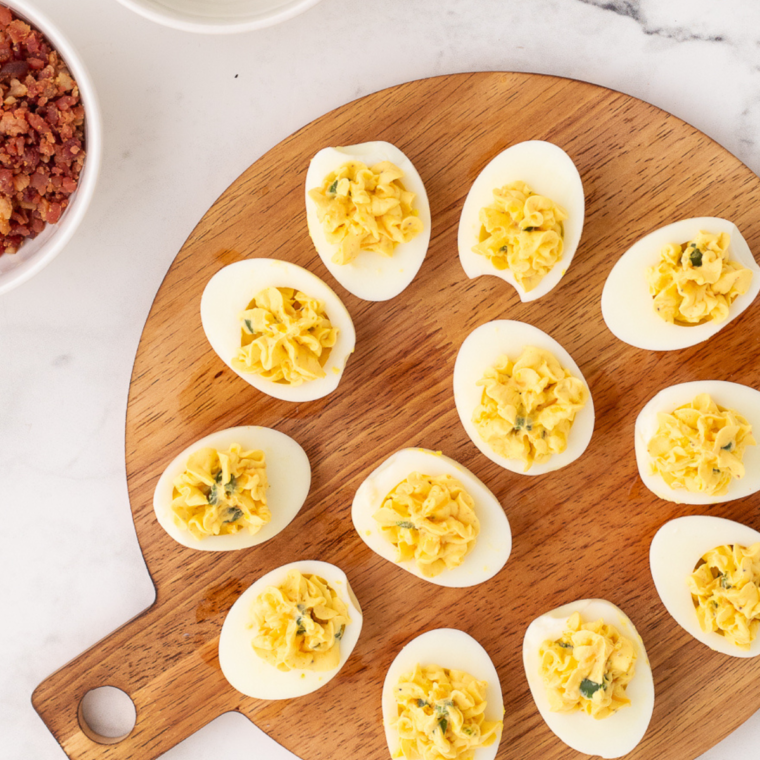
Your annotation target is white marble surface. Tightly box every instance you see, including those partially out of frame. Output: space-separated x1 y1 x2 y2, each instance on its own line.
2 0 760 757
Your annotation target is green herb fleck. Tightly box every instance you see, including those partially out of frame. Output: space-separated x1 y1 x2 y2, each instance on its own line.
416 699 429 708
328 179 338 194
208 483 221 506
438 718 448 734
524 226 537 232
224 474 238 495
558 641 573 649
499 245 508 252
720 573 732 590
579 679 604 699
244 318 254 334
514 416 525 431
296 616 306 635
396 521 415 529
223 506 243 524
463 727 473 736
525 418 533 432
689 248 703 267
713 468 721 474
721 442 733 451
335 625 345 641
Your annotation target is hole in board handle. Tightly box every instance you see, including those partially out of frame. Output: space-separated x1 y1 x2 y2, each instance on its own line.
78 686 137 745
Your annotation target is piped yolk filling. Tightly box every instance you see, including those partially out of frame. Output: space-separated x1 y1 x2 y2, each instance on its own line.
308 160 423 265
538 612 636 720
250 570 350 672
472 180 567 292
472 346 588 471
647 393 755 496
232 286 338 385
689 542 760 650
392 663 502 760
646 231 752 325
171 444 269 540
372 473 479 577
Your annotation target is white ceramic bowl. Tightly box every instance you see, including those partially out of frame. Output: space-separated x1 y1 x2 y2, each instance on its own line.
115 0 323 34
0 0 102 296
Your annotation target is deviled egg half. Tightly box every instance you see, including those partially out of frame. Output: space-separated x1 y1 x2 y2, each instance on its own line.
635 380 760 504
651 515 760 658
458 140 585 302
153 425 310 551
219 560 363 699
453 320 594 475
351 448 511 587
201 258 356 402
382 629 504 760
305 141 431 301
523 599 654 759
602 217 760 351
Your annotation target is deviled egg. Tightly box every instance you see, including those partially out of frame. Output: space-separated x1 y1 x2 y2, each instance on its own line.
601 218 760 351
201 258 356 402
635 380 760 504
305 141 431 301
523 599 654 759
219 560 363 699
351 448 511 587
651 515 760 658
382 628 504 760
453 320 594 475
153 425 310 551
458 140 585 302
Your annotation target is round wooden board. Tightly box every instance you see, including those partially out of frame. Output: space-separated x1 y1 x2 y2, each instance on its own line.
33 72 760 760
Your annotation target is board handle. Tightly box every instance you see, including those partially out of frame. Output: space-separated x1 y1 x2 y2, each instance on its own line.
32 599 238 759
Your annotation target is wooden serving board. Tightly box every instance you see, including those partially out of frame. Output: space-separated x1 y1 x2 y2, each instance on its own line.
33 72 760 760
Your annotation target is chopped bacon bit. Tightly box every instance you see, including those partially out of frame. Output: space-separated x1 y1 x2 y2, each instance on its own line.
0 6 85 256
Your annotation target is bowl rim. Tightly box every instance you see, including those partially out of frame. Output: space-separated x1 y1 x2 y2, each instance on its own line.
114 0 323 35
0 0 103 296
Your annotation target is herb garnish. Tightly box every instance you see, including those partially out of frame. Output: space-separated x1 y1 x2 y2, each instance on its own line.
223 506 243 524
721 442 733 451
335 625 345 641
244 318 254 333
558 641 573 649
579 679 604 699
438 718 448 734
208 483 221 506
224 474 238 495
328 179 338 194
396 521 415 529
416 699 429 708
689 248 703 267
514 416 525 431
720 573 732 589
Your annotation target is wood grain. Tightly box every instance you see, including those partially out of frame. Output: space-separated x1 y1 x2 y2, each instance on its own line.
32 72 760 760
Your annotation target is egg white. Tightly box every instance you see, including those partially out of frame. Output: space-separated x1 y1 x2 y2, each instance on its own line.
382 628 504 760
219 560 363 699
453 320 595 475
650 515 760 659
305 141 431 302
200 258 356 402
522 599 654 759
457 140 585 303
634 380 760 504
153 425 311 552
601 217 760 351
351 448 511 588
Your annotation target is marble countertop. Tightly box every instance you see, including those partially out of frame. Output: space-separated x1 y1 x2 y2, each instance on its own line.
3 0 760 758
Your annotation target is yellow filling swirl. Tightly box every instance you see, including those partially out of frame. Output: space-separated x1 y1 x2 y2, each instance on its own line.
539 612 636 720
372 473 479 577
689 543 760 650
646 231 752 324
232 286 338 385
171 444 269 540
308 160 423 265
250 570 350 672
472 346 588 471
392 664 502 760
647 393 755 497
473 181 567 292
